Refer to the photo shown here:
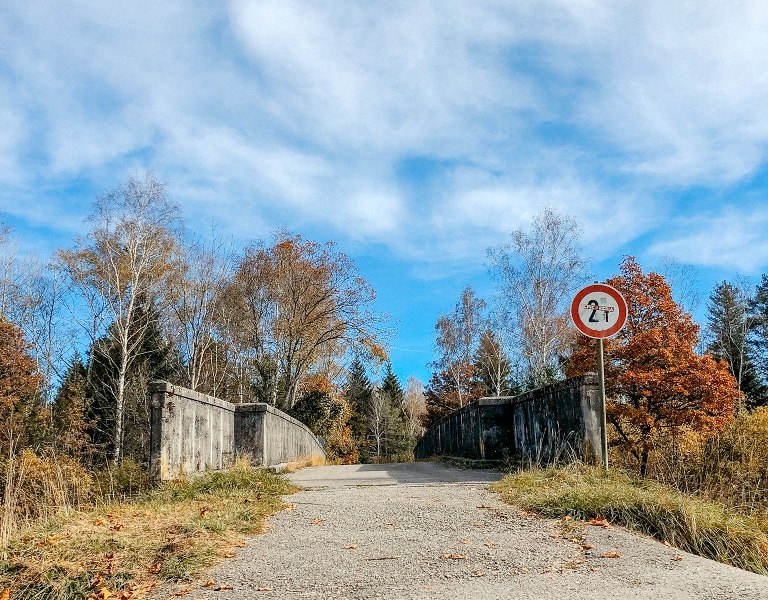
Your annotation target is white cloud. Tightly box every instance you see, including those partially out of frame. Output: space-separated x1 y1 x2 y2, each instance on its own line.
648 207 768 273
2 0 768 278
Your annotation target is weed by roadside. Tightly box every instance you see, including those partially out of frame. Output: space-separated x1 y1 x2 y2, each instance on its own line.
0 461 296 599
492 463 768 575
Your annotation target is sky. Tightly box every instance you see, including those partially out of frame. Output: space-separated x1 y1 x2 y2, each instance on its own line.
2 1 768 384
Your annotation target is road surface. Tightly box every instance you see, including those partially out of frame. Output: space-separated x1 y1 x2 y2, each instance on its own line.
156 462 768 599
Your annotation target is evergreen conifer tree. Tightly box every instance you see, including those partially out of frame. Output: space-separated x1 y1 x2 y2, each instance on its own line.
344 356 374 460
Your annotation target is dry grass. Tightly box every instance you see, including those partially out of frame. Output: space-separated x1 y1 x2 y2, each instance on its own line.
492 463 768 575
644 408 768 516
0 460 296 599
1 451 93 548
276 454 326 474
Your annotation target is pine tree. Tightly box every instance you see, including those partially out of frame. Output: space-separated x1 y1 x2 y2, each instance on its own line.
86 299 180 464
379 363 409 457
343 356 374 460
707 281 766 409
52 354 91 459
750 274 768 407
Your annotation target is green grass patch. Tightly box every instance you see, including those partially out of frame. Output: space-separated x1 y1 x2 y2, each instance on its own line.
492 463 768 575
0 462 297 599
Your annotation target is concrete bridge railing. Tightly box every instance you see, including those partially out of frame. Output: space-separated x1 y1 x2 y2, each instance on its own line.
414 373 603 466
149 381 325 480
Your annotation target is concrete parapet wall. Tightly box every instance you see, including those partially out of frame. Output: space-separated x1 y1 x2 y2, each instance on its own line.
150 381 325 480
414 374 602 466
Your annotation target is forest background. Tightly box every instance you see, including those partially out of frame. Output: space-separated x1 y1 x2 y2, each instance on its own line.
2 175 768 587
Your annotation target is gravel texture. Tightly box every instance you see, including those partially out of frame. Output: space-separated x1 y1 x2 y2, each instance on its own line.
154 463 768 599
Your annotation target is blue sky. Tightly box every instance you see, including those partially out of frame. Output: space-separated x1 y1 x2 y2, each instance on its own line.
2 1 768 384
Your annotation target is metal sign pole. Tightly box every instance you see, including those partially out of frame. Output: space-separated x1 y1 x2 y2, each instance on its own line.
596 337 608 470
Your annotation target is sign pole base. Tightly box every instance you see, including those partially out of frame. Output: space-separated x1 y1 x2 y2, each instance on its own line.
596 338 609 470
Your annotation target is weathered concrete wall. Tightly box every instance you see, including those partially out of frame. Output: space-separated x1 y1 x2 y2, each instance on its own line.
234 403 325 467
414 374 602 466
150 381 325 480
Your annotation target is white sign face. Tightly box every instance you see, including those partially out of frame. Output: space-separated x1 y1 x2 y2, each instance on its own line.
570 284 628 339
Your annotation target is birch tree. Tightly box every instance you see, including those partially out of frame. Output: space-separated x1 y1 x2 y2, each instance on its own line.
59 174 181 463
489 208 588 387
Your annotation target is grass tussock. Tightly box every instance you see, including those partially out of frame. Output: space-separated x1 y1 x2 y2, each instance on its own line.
492 463 768 575
0 459 296 599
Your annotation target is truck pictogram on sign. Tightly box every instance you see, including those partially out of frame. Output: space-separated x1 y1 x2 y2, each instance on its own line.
571 284 628 339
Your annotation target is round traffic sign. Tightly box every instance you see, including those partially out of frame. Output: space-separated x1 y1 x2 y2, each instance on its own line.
570 283 628 339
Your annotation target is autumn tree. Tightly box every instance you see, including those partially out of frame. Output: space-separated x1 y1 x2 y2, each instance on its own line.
59 174 182 463
567 257 740 476
490 208 588 387
0 318 44 455
707 281 765 409
223 232 380 409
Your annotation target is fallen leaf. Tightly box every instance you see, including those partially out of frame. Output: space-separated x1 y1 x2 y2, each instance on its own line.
233 540 247 548
472 570 485 577
600 551 621 559
459 539 473 545
93 519 107 526
0 589 9 600
173 589 191 596
580 543 595 551
109 522 124 531
588 515 611 529
342 544 358 550
105 552 115 560
98 588 114 600
202 580 216 588
662 540 672 547
222 551 236 558
440 553 467 560
200 507 211 517
484 541 497 548
671 555 683 561
214 585 234 591
310 517 324 526
148 563 162 574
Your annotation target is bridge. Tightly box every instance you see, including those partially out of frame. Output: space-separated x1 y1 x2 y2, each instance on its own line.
148 381 325 480
415 374 604 467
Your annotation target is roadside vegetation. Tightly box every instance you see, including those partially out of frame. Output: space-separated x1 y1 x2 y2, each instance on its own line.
0 460 294 599
493 460 768 575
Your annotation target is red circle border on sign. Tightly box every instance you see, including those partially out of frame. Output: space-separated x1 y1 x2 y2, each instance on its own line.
570 283 628 339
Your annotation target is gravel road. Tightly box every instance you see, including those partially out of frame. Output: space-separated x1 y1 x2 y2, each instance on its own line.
156 463 768 599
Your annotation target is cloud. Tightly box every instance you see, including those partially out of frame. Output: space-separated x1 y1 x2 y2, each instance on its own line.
2 0 768 279
648 206 768 273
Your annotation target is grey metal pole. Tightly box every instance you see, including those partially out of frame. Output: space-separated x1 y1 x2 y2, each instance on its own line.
596 338 609 470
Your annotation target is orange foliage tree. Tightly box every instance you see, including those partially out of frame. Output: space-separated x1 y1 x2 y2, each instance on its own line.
0 318 44 454
567 257 740 475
